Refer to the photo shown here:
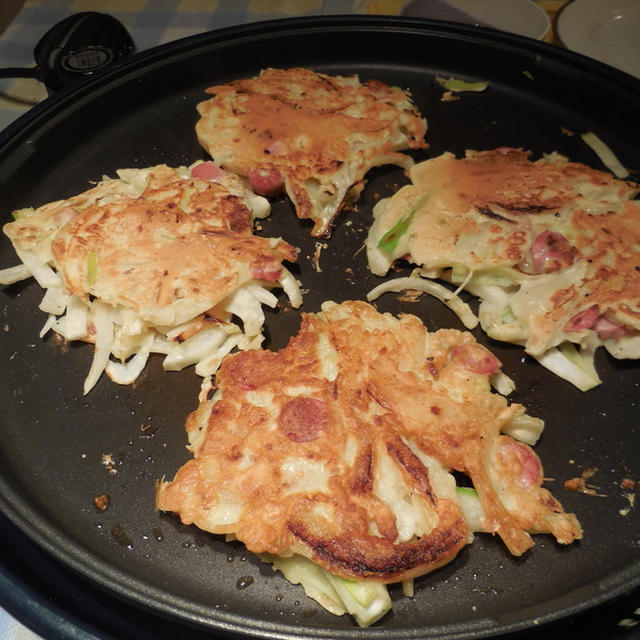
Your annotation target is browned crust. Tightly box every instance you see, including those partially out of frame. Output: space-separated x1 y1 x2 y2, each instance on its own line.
195 67 427 237
46 167 297 316
157 301 582 582
287 502 467 582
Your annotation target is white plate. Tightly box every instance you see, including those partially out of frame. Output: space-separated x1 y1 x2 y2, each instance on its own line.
557 0 640 78
402 0 551 40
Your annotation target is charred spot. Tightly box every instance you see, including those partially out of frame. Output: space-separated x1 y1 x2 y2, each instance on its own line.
430 405 441 415
366 383 391 409
349 445 373 493
205 385 217 401
476 207 515 223
288 516 466 579
228 211 251 233
386 437 435 505
501 203 550 214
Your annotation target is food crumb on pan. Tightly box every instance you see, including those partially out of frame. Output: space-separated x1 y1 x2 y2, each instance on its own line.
563 467 606 496
619 492 635 517
93 493 110 511
397 289 423 303
440 91 459 102
102 453 117 475
312 242 327 272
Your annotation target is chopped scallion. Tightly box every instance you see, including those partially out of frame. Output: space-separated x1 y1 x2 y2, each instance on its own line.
87 251 98 287
436 76 488 93
377 194 429 253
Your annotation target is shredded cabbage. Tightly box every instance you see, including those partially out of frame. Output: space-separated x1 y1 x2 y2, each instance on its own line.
0 263 31 285
581 131 629 179
455 486 486 534
163 326 236 371
84 301 116 395
0 162 305 393
501 412 544 446
367 273 479 330
278 267 303 308
56 296 89 341
490 370 515 396
535 341 601 392
106 334 154 384
262 553 391 627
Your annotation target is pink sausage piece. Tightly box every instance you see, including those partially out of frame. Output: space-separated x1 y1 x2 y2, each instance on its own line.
451 343 501 375
531 230 576 273
228 356 270 391
564 305 600 332
191 161 227 180
250 256 282 282
278 397 329 443
500 440 542 489
248 167 285 196
594 316 629 340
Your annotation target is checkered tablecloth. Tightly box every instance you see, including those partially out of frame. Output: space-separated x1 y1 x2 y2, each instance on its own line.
0 0 412 132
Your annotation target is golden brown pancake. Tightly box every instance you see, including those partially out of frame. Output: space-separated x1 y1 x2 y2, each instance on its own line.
1 162 302 393
367 148 640 389
157 300 580 592
195 67 427 237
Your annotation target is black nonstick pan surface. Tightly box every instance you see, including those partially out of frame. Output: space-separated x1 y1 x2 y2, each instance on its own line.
0 15 639 640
